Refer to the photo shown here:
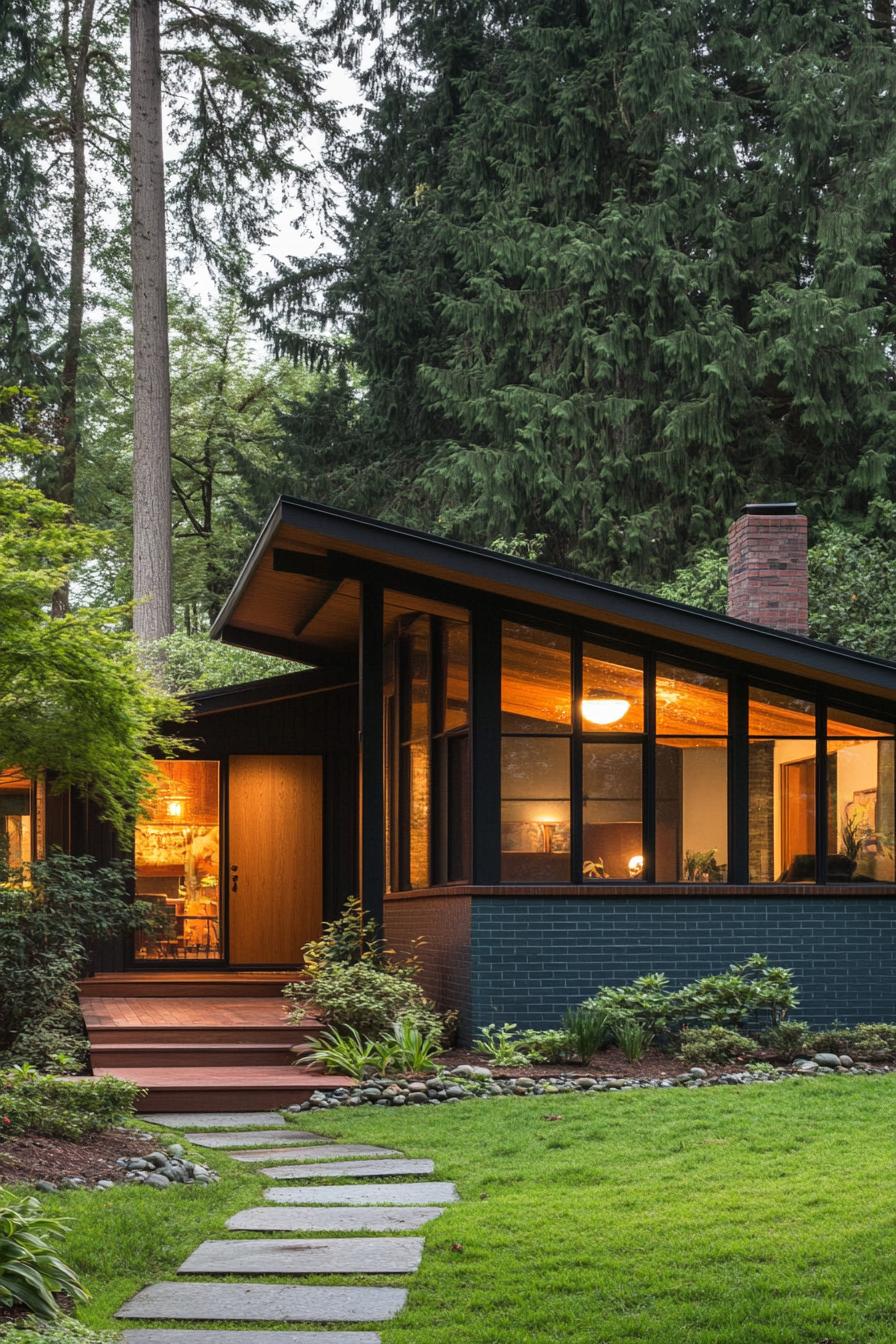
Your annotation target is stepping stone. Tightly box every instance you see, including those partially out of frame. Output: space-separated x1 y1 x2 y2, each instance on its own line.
229 1145 399 1164
228 1206 445 1233
186 1130 324 1149
261 1159 434 1180
179 1238 424 1275
265 1182 458 1206
122 1332 380 1344
116 1284 406 1323
142 1113 286 1130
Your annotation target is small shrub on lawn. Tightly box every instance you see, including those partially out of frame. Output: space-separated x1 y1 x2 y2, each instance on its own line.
613 1019 653 1063
0 1321 115 1344
0 1072 139 1140
678 1026 758 1065
760 1019 810 1059
0 1190 87 1318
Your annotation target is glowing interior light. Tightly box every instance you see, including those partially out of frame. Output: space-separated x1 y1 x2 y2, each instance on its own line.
627 854 644 878
166 799 184 818
581 695 631 726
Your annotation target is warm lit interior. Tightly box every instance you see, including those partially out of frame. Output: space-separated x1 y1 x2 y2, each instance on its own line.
134 760 221 959
0 769 33 870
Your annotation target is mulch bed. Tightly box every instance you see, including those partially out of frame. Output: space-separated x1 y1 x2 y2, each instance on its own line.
432 1046 742 1080
0 1294 73 1322
0 1128 157 1187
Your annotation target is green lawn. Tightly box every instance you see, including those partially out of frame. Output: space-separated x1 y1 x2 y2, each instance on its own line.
45 1075 896 1343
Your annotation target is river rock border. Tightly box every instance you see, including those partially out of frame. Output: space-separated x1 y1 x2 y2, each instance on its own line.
288 1056 893 1111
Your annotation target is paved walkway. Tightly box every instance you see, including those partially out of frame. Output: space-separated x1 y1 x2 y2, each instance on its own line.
117 1111 457 1342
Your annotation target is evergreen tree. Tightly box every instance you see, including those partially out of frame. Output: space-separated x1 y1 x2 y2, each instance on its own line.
287 0 896 585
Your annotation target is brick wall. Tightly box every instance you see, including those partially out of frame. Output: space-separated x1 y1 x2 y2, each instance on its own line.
727 508 809 634
468 896 896 1037
385 895 472 1029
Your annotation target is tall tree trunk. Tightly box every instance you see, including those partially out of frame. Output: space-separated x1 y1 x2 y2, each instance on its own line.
130 0 172 642
53 0 95 617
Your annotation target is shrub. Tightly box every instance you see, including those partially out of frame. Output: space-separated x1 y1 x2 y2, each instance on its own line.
287 960 443 1040
562 1005 613 1061
297 894 383 976
678 1026 758 1065
848 1023 896 1059
584 973 672 1035
0 1320 115 1344
0 855 155 1063
760 1019 810 1059
0 1191 87 1318
375 1019 443 1074
613 1019 653 1063
475 1024 529 1067
0 1072 139 1139
517 1029 574 1063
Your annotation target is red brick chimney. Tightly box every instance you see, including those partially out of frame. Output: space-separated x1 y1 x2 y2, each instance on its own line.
727 503 809 636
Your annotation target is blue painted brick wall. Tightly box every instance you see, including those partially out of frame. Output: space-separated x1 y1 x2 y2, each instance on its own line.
469 897 896 1036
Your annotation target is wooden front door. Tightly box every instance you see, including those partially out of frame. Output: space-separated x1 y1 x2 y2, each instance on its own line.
228 755 323 966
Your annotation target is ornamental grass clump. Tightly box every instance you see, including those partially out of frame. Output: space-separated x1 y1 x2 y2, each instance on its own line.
0 1190 88 1318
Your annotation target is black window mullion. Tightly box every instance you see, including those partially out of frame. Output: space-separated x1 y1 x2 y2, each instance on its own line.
728 676 748 884
816 695 827 884
643 652 656 883
571 631 583 883
429 617 443 886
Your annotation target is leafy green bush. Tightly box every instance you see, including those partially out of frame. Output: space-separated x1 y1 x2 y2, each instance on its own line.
475 1024 529 1067
516 1029 574 1063
287 960 443 1040
297 894 383 976
0 855 155 1064
0 1320 114 1344
562 1005 613 1061
584 955 798 1040
760 1019 810 1059
613 1019 653 1063
0 1191 87 1318
0 1071 139 1139
678 1026 758 1065
806 1022 896 1060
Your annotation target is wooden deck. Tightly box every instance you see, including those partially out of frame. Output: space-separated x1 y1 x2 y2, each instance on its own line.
78 972 348 1111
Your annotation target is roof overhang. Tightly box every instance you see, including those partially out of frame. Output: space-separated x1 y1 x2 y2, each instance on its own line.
210 497 896 705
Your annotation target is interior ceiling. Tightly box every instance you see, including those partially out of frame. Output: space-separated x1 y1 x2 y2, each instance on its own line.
218 519 896 705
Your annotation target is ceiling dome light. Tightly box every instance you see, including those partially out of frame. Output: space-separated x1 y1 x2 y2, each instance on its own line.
581 695 631 726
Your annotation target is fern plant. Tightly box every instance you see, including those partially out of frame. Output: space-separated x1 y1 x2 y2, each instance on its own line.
294 1026 378 1080
0 1191 88 1319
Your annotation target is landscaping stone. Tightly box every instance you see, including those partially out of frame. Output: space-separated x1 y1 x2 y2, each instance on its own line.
34 1180 58 1193
264 1182 459 1206
260 1159 434 1180
227 1206 445 1233
141 1113 287 1129
116 1284 407 1322
228 1145 399 1164
813 1053 842 1069
121 1331 381 1344
178 1238 424 1275
186 1131 324 1149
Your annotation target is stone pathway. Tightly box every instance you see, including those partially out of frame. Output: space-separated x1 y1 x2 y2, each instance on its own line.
144 1113 288 1130
117 1111 456 1342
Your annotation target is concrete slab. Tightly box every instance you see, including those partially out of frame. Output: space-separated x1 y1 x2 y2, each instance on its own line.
229 1145 398 1164
228 1206 445 1233
142 1114 287 1130
186 1131 324 1149
264 1182 458 1206
116 1284 406 1323
122 1332 380 1344
178 1238 423 1275
261 1159 434 1180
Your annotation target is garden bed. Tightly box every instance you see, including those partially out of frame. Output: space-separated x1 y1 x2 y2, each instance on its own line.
0 1129 157 1188
429 1045 737 1080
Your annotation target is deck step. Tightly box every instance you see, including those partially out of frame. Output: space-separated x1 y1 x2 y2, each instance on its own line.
89 1042 303 1068
93 1065 351 1112
78 972 304 999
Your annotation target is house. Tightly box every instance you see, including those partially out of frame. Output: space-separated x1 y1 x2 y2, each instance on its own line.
11 498 896 1056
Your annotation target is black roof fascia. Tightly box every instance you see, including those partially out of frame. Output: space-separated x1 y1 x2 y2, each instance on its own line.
188 665 355 716
211 495 896 698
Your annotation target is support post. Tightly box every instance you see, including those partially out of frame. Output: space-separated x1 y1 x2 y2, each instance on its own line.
471 605 501 884
358 581 385 930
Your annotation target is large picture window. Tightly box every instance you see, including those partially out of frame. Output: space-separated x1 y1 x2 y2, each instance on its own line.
495 618 894 886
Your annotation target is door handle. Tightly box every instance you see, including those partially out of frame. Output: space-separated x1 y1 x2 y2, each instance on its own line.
231 864 238 894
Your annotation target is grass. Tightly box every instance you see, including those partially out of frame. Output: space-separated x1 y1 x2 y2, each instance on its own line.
30 1075 896 1343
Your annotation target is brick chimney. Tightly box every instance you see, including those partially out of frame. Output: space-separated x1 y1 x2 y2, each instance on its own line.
727 503 809 635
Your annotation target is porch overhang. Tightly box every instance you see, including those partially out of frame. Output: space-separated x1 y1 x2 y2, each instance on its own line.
211 496 896 704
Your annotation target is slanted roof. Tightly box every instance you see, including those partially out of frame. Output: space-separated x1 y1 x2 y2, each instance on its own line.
188 666 356 716
210 496 896 704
